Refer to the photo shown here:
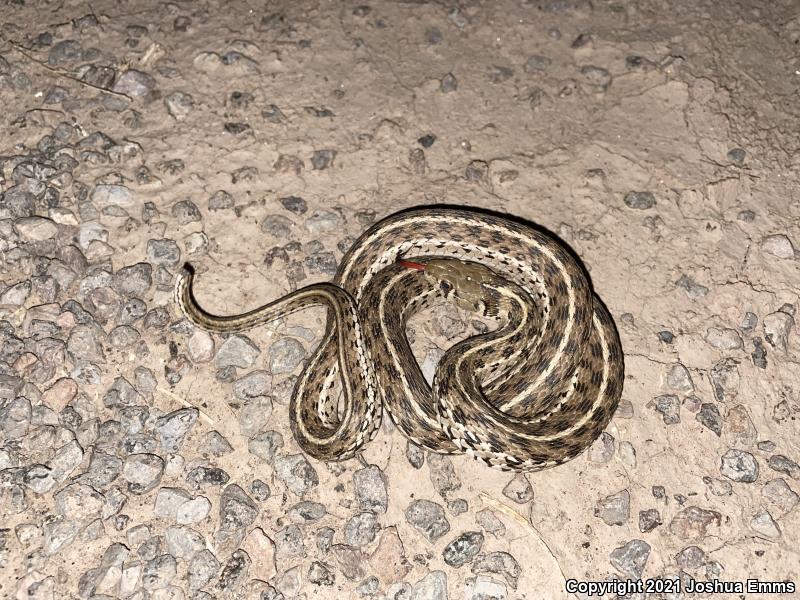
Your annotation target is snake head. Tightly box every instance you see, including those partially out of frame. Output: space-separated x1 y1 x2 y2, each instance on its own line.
421 258 502 316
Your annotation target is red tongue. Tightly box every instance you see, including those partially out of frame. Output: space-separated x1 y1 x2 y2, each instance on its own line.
397 259 426 271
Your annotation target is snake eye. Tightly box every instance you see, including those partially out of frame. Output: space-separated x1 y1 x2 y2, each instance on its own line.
439 280 453 294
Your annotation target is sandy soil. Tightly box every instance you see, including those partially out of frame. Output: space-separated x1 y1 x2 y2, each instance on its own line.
1 0 799 599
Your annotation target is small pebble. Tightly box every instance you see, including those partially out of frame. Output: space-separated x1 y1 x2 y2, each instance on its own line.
274 454 319 496
488 65 514 83
675 545 706 568
704 476 733 496
696 404 723 436
609 539 651 579
428 453 461 497
465 576 507 600
665 363 693 392
425 26 442 45
412 570 448 600
502 474 533 504
113 69 156 98
763 309 794 352
720 449 759 482
186 466 230 487
471 552 520 589
580 65 612 89
248 430 284 464
442 531 484 567
654 395 681 425
727 147 746 164
587 432 615 463
208 190 234 210
189 550 219 590
476 509 505 538
595 490 630 526
122 453 164 494
354 465 388 514
164 92 194 121
624 191 656 209
761 234 796 259
524 55 551 73
767 455 800 479
308 561 335 585
676 274 709 299
448 498 469 516
251 479 271 501
406 441 425 469
215 335 260 369
638 509 662 532
344 512 380 546
441 73 458 92
280 196 307 214
738 209 756 222
269 338 305 374
288 501 326 522
705 327 743 350
669 506 721 540
311 149 336 170
404 499 450 542
750 509 781 540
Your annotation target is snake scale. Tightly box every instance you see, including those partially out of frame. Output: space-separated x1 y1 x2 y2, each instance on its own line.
174 207 624 472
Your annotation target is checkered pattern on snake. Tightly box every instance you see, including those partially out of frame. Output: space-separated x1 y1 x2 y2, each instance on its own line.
174 207 624 472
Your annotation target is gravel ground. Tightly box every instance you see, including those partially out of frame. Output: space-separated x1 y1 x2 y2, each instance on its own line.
1 1 799 599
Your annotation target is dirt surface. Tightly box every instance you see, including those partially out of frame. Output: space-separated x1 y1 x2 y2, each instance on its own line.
1 0 799 599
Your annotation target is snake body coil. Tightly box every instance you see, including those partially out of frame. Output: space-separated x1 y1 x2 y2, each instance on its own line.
175 207 624 471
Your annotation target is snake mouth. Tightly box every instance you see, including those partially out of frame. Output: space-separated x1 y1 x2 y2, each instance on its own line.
397 259 426 271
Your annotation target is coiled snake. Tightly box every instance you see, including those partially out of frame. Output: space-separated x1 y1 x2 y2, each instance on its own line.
174 207 624 471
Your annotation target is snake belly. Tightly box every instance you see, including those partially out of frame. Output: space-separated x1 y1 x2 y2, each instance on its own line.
175 207 625 472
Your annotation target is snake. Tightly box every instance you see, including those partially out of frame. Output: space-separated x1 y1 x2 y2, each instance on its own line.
174 207 624 472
